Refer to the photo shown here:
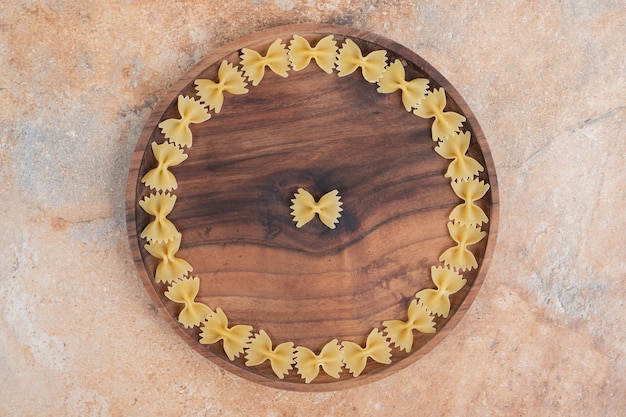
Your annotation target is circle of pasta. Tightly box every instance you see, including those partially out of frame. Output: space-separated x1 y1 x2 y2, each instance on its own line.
136 33 491 384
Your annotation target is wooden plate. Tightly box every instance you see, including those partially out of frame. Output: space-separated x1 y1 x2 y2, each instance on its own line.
126 24 499 391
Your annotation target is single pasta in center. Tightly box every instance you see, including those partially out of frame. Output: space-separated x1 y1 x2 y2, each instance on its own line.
290 188 343 229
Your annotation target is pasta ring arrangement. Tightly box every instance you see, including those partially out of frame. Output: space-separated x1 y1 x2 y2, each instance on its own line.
127 25 497 390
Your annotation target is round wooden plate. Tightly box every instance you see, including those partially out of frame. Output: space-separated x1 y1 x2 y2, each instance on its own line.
126 24 498 391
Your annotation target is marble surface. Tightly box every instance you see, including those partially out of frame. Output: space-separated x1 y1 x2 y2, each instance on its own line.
1 1 625 416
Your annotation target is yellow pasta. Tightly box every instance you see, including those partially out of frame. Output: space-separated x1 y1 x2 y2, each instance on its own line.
382 299 435 353
336 38 387 83
199 308 253 361
294 339 342 383
144 232 192 283
439 222 486 271
157 95 210 148
434 131 484 180
341 328 391 377
245 330 296 379
135 36 491 382
415 266 466 318
288 34 338 74
164 277 212 328
290 188 343 229
414 88 466 141
240 39 290 86
449 178 490 226
138 192 179 244
194 60 248 114
377 59 429 111
141 141 188 191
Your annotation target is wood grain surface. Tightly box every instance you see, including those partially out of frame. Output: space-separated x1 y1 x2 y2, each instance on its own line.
125 24 499 390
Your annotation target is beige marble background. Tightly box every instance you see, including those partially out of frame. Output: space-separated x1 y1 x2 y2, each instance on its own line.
1 1 625 416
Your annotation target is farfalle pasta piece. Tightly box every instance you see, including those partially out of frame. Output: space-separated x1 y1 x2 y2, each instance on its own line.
434 131 484 180
414 88 466 141
240 39 290 86
439 222 486 271
245 330 296 379
288 34 338 74
138 192 179 243
290 188 343 229
194 60 248 114
382 299 435 352
415 266 466 318
199 308 253 361
377 59 429 111
144 232 192 283
158 95 210 148
141 141 188 191
449 178 490 226
341 328 391 378
295 339 342 383
336 38 387 83
164 277 212 328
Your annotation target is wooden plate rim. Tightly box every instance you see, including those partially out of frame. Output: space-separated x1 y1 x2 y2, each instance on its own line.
125 23 499 391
